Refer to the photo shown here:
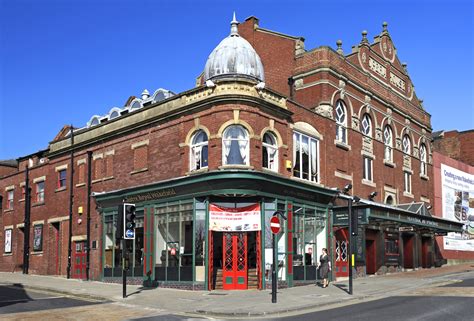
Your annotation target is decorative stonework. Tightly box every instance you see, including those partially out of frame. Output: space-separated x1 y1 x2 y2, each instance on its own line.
375 128 383 142
413 147 419 158
352 115 360 131
369 58 386 78
396 137 402 149
294 78 304 89
362 136 373 154
314 103 334 119
390 73 405 91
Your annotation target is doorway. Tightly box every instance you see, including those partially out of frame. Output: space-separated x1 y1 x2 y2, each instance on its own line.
421 237 432 268
334 228 349 278
73 241 86 279
51 223 60 275
403 234 414 269
210 231 260 290
365 239 376 274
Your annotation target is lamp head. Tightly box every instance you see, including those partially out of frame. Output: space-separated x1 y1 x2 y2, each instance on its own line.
369 191 378 200
343 184 353 193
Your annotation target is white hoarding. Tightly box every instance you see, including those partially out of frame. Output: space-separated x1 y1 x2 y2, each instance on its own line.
441 164 474 251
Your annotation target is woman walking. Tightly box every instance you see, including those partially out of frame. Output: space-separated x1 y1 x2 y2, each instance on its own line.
318 248 331 288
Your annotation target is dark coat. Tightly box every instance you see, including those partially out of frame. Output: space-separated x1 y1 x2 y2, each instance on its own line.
319 254 330 279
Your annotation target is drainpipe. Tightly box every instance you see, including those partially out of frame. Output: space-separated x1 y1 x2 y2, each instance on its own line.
23 163 31 274
66 126 74 279
288 77 295 100
86 150 92 281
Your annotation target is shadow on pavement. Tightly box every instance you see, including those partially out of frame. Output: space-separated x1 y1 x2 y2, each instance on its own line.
332 283 350 294
126 286 157 298
0 283 32 308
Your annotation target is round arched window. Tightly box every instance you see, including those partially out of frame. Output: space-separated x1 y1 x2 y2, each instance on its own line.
262 132 278 171
190 130 208 171
222 125 249 165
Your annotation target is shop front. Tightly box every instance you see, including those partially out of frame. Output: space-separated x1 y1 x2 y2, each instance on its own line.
332 202 464 278
95 171 337 290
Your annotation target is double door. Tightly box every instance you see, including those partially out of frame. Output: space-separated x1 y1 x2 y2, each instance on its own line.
222 232 247 290
73 241 87 279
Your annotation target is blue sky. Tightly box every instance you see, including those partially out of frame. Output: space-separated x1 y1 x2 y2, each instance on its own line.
0 0 473 160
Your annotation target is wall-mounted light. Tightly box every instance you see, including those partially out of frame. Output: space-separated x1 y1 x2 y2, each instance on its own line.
368 191 378 201
343 184 353 194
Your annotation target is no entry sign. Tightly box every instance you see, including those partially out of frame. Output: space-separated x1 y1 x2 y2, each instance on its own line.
270 216 281 234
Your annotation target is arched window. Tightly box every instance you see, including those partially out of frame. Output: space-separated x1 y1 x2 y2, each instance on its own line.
262 132 278 171
402 135 411 155
130 100 142 111
420 144 427 176
222 125 249 165
385 195 394 205
383 125 393 162
293 131 319 182
109 111 120 120
88 116 100 127
335 100 347 144
190 130 208 171
361 113 372 137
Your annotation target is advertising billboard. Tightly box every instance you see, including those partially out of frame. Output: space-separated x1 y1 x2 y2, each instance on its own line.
209 203 261 231
441 164 474 251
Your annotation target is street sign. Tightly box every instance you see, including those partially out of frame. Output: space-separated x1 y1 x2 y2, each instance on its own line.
270 216 281 234
125 229 135 239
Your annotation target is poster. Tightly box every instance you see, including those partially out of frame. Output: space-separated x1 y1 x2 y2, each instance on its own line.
441 164 474 251
33 224 43 251
4 229 12 253
209 204 261 231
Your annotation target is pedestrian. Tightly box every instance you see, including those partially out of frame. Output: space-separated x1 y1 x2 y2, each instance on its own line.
318 248 331 288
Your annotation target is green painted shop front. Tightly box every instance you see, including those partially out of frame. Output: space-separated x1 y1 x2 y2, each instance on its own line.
96 171 337 290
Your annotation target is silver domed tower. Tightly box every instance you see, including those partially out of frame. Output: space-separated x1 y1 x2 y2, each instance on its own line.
204 13 265 82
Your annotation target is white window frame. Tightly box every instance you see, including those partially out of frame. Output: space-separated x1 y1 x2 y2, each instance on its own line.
363 156 373 181
402 135 411 155
404 171 412 194
384 125 393 162
293 131 319 183
7 190 14 210
420 144 427 176
222 125 250 166
361 113 372 137
335 100 347 144
262 132 278 172
190 130 209 171
36 181 45 203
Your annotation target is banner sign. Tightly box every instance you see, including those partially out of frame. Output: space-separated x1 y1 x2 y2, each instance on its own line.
33 224 43 251
4 229 12 253
441 164 474 251
209 204 261 231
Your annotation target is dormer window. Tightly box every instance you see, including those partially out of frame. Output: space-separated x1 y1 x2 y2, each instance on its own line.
88 116 101 127
130 100 142 111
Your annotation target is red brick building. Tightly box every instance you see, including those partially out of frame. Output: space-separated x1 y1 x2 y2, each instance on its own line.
1 15 462 289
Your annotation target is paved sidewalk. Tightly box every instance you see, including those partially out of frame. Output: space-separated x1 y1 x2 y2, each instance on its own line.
1 263 473 318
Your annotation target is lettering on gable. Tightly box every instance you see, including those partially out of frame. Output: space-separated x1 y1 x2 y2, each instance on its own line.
390 73 406 91
368 58 386 78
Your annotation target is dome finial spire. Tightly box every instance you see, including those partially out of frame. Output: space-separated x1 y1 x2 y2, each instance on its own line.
230 12 239 36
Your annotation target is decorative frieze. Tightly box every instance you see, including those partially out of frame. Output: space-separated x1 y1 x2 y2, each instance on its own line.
314 104 333 119
362 136 373 155
403 155 411 169
369 58 386 78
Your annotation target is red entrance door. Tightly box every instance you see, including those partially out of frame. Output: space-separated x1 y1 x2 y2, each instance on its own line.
335 229 349 278
222 232 247 290
73 241 87 279
403 234 414 269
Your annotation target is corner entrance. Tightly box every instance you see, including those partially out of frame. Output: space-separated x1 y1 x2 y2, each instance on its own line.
210 231 260 290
